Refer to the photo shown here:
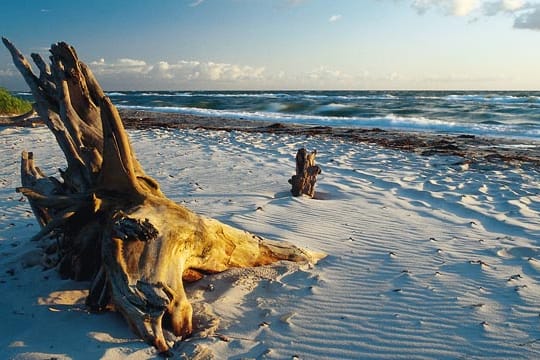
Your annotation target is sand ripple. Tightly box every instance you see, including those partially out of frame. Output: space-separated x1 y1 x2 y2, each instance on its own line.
1 126 539 359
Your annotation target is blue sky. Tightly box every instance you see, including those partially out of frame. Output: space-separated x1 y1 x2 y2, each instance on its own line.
1 0 539 90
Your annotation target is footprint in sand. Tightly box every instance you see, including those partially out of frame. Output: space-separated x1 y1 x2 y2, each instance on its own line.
508 246 539 259
527 257 540 272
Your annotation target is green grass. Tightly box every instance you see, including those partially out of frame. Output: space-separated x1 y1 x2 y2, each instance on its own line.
0 87 33 115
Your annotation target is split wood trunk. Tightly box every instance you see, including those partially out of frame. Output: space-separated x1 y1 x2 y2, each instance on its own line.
289 148 322 197
2 37 325 354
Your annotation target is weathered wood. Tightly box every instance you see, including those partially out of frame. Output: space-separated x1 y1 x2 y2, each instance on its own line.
288 148 322 197
3 37 326 354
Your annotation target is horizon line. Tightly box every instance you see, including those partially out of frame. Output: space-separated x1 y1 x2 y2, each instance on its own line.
8 88 540 93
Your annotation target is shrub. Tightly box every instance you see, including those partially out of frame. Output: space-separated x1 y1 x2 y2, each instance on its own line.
0 87 33 115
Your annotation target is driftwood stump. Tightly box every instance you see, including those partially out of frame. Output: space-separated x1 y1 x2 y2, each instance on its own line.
289 148 322 197
2 37 325 354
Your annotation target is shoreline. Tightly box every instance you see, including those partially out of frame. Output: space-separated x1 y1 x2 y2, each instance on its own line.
118 109 540 166
1 108 539 166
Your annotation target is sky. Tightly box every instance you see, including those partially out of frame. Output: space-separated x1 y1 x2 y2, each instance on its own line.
1 0 539 91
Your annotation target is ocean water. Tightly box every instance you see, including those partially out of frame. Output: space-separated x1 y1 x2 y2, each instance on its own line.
18 90 540 139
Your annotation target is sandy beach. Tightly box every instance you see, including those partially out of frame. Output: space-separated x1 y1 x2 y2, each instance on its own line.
0 113 539 359
3 0 540 356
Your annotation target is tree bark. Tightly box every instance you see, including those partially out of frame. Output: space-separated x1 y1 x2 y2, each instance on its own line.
2 38 325 354
289 148 322 197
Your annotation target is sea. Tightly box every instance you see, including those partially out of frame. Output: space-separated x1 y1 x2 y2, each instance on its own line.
18 90 540 140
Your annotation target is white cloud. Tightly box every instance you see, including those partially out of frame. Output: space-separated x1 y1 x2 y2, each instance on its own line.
411 0 432 14
307 66 351 81
190 0 205 7
148 60 265 81
148 61 177 80
503 0 526 11
329 14 343 22
117 58 147 68
479 1 540 30
387 72 400 81
90 58 149 74
408 0 540 31
453 0 480 15
412 0 480 16
89 57 265 84
514 4 540 30
483 0 526 15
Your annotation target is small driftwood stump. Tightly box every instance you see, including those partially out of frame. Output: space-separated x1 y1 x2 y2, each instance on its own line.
288 148 321 197
2 37 326 354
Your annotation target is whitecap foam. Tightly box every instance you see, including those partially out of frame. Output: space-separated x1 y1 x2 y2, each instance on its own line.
445 94 535 104
116 104 540 138
189 92 292 99
386 113 456 128
317 103 355 111
141 92 167 96
264 102 289 113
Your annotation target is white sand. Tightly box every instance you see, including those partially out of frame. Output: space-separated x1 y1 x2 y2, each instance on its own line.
1 126 539 359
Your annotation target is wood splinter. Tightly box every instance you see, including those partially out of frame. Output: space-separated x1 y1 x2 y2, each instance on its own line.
288 148 322 198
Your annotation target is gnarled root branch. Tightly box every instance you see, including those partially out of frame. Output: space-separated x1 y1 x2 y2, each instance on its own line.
2 37 326 352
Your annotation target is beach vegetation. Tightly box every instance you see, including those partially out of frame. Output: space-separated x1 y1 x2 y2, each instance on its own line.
0 87 32 115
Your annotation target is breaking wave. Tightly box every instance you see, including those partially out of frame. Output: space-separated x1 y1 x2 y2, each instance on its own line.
116 102 539 139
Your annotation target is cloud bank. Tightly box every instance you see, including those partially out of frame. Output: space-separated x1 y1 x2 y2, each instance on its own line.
1 55 365 90
86 59 365 89
87 58 266 88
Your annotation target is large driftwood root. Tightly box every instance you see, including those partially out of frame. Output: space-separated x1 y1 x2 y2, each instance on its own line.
289 148 322 197
2 37 326 353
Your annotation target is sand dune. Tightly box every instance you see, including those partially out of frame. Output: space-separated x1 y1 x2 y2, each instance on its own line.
1 126 539 359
